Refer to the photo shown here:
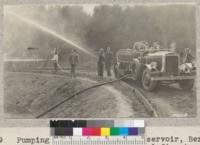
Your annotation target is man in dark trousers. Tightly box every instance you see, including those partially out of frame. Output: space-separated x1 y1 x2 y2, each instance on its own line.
105 47 113 79
97 48 105 80
69 49 79 78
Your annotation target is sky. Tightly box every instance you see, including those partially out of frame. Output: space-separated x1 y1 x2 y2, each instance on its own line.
5 3 194 17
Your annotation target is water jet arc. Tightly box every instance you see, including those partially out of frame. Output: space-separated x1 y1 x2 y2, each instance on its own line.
6 11 97 58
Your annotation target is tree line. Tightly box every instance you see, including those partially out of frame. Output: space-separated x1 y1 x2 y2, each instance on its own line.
5 4 195 59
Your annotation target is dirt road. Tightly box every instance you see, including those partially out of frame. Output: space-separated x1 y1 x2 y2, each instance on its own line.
125 79 196 117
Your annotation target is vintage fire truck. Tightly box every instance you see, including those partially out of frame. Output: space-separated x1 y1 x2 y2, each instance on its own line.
115 41 196 91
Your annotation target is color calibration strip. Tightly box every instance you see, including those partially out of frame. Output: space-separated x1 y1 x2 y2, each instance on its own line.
50 120 145 136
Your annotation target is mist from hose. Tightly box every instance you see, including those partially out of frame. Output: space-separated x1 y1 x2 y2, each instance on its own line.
6 10 97 58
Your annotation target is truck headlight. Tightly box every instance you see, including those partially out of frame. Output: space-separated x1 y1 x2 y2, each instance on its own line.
150 62 158 69
179 63 193 73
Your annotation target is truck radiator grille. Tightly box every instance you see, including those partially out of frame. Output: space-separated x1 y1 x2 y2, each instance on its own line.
165 55 179 75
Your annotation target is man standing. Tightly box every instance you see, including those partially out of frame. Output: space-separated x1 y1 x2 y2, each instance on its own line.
69 49 79 78
169 41 177 52
152 42 160 51
97 48 105 80
105 47 113 79
182 48 194 63
52 48 59 73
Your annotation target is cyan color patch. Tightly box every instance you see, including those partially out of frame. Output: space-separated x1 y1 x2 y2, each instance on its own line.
119 128 128 136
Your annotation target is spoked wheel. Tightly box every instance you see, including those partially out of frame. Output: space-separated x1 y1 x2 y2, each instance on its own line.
142 68 158 91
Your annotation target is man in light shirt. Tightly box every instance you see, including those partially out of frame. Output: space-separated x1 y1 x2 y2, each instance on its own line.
52 48 59 73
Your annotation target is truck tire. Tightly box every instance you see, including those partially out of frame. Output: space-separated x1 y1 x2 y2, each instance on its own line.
142 68 158 91
178 79 194 91
115 63 126 78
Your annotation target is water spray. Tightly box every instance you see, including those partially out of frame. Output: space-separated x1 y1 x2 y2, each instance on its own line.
6 10 97 58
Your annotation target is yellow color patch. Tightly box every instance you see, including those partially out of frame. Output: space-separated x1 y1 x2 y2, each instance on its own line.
101 128 110 136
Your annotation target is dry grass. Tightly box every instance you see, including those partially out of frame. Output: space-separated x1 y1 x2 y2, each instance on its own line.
4 71 148 118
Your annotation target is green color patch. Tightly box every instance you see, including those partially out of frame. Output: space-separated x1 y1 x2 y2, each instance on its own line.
110 128 119 136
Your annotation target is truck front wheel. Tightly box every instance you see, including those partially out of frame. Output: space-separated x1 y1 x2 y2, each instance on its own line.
178 79 194 91
142 68 158 91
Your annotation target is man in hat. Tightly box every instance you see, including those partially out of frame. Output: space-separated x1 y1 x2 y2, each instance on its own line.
97 48 105 80
69 49 79 78
105 47 113 79
153 42 160 51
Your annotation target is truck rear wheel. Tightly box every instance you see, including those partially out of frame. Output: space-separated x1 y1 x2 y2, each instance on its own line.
114 63 126 79
142 68 158 91
178 79 194 90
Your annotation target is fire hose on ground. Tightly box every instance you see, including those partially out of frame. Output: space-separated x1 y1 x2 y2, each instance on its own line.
35 71 158 118
35 74 130 118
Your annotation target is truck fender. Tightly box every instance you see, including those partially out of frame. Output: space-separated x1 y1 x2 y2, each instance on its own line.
144 64 152 70
144 64 158 72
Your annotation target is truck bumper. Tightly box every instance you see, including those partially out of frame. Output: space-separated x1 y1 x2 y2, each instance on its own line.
149 70 196 81
151 75 195 81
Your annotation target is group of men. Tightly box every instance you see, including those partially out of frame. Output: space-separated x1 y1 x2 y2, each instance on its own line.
52 48 79 78
134 41 194 63
51 41 194 80
159 41 194 63
52 47 114 80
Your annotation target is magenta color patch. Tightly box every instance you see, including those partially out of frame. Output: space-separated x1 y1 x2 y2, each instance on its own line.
82 128 92 136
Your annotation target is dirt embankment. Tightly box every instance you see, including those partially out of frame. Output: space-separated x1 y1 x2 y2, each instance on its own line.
4 71 149 118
